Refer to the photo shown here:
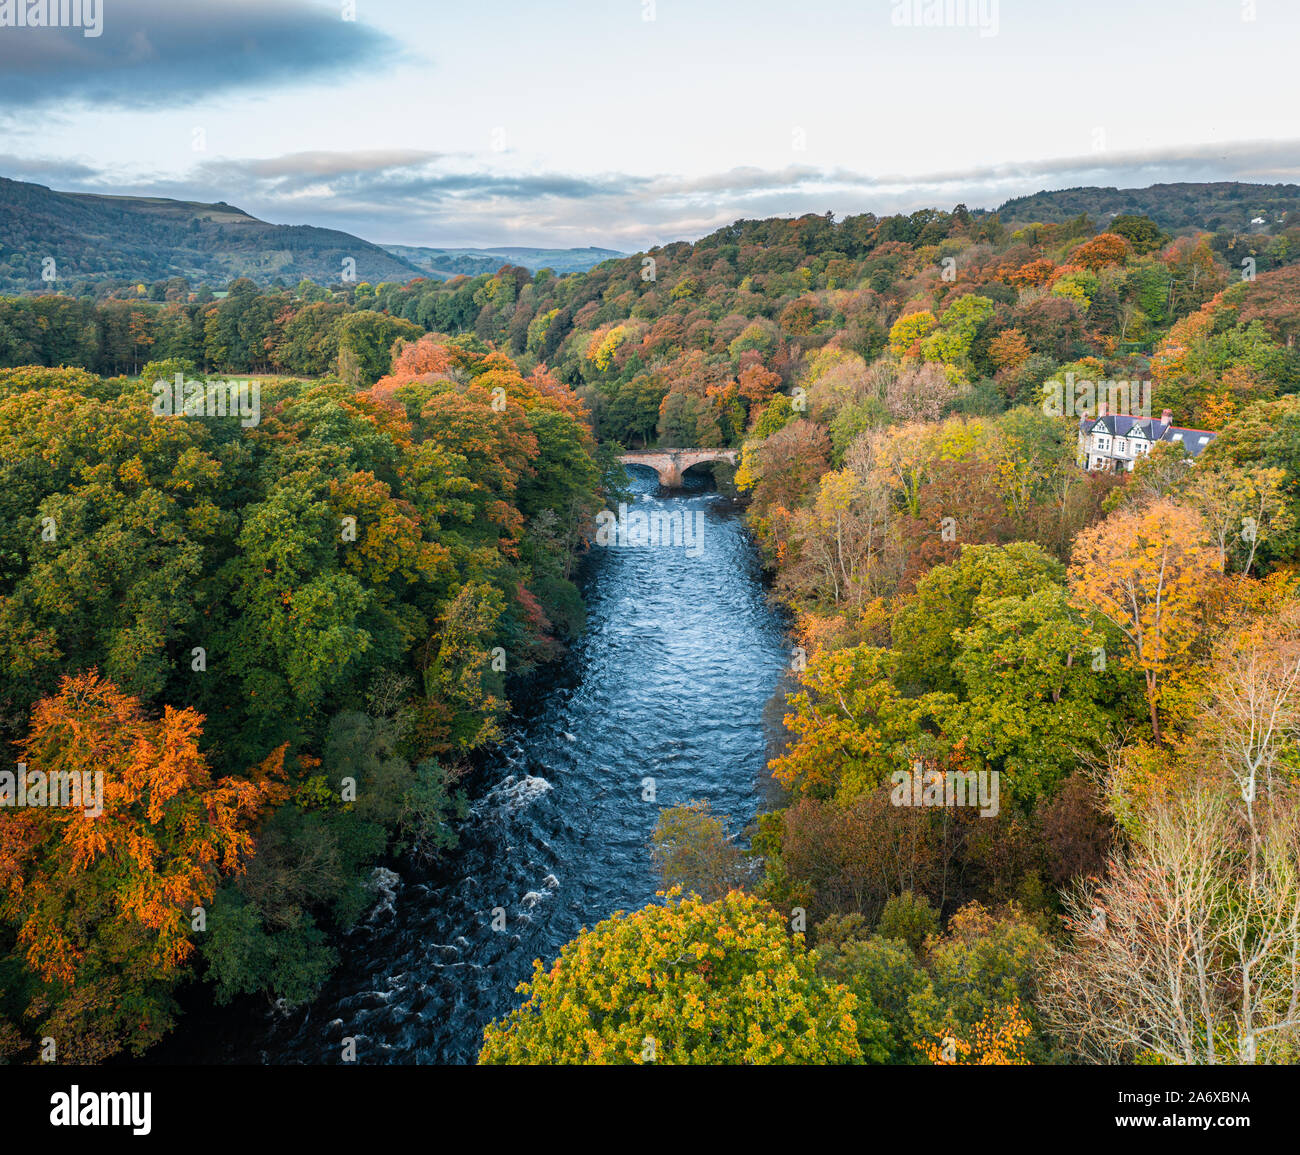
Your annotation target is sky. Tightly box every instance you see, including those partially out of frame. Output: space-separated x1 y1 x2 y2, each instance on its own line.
2 0 1299 251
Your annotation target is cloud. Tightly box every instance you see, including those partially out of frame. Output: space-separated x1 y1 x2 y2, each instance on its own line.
0 152 101 183
8 138 1300 250
0 0 398 110
206 139 1300 248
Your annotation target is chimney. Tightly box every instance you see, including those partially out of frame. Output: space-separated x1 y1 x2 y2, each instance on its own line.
1098 399 1109 418
1161 408 1173 426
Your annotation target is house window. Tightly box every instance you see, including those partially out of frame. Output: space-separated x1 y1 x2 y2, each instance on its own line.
1095 435 1111 452
1115 438 1126 453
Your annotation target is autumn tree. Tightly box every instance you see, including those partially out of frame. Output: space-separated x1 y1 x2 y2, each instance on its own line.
776 466 892 610
1067 499 1221 742
739 417 831 518
650 801 748 901
815 901 1051 1064
1198 600 1300 811
919 999 1033 1064
1042 781 1300 1064
0 672 281 1060
478 890 863 1064
1179 463 1290 576
770 645 926 801
1069 232 1131 272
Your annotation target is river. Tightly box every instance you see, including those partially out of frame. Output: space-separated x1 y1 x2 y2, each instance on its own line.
169 467 792 1064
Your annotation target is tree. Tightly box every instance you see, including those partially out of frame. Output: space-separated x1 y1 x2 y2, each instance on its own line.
1035 772 1114 890
776 467 888 610
650 801 747 900
919 1000 1033 1064
1199 601 1300 810
770 645 925 801
813 915 927 1062
0 387 223 723
988 327 1031 373
814 901 1050 1064
1067 499 1221 743
876 890 938 953
742 418 831 517
1180 463 1291 576
884 362 955 421
1069 232 1131 272
336 311 421 387
1042 781 1300 1064
909 901 1052 1063
943 583 1121 802
761 790 946 926
0 672 281 1060
888 310 937 358
478 890 863 1064
892 541 1064 694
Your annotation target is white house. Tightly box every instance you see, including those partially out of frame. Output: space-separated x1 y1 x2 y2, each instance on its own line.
1077 406 1216 472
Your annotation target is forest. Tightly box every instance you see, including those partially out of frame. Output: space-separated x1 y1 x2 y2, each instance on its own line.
4 194 1300 1065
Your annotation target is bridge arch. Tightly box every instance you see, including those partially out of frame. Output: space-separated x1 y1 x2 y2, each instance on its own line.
619 448 740 488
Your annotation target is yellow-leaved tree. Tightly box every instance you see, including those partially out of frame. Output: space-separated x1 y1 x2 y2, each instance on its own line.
478 889 862 1064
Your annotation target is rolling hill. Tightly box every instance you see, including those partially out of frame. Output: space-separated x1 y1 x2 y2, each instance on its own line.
0 177 626 292
996 181 1300 231
0 177 426 291
2 172 1297 295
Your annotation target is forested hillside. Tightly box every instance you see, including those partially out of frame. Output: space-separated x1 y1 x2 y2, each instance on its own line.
999 181 1300 231
0 177 425 290
384 244 626 279
0 342 611 1062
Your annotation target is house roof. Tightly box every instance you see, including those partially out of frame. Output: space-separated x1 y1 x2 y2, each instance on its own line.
1078 414 1217 457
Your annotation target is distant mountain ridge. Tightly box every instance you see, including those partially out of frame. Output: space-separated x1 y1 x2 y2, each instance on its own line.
0 176 426 291
382 244 627 278
1 173 1297 293
0 176 625 292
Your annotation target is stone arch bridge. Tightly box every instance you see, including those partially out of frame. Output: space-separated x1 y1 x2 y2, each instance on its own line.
619 448 740 488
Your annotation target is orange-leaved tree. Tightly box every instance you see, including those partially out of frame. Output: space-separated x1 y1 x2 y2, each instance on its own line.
919 999 1034 1065
1068 499 1220 743
0 671 284 1060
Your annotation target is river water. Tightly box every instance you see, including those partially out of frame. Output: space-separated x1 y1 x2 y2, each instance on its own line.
174 468 791 1064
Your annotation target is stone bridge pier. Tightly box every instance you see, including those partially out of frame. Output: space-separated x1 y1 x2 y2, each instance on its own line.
618 448 740 488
